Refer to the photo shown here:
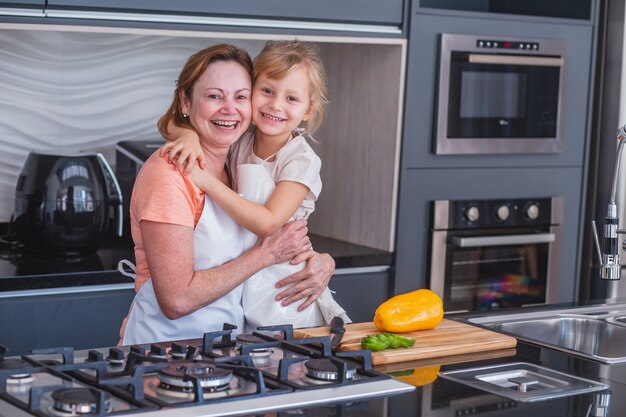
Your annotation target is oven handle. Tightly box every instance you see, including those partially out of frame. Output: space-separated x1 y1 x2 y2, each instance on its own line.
452 233 556 248
468 54 564 67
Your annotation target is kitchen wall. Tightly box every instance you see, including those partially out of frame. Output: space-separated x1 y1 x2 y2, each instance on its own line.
0 27 264 222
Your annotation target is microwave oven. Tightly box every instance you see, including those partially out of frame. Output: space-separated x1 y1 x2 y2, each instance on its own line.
435 34 567 155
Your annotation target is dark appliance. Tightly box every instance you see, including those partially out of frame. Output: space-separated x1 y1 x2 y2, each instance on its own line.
0 324 413 416
419 0 592 21
9 151 123 255
429 197 563 313
115 139 164 239
435 33 567 154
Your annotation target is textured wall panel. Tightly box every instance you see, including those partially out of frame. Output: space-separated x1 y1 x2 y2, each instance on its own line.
0 29 262 221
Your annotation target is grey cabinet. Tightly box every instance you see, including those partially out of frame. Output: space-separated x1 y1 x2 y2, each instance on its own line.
0 0 43 6
0 288 135 356
45 0 405 26
329 268 389 323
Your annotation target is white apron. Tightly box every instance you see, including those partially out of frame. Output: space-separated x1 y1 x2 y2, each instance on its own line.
238 163 326 332
122 197 245 345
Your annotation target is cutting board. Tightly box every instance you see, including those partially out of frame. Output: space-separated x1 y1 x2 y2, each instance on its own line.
293 319 517 365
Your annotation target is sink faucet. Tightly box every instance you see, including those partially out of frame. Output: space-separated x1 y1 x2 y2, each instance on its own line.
592 124 626 280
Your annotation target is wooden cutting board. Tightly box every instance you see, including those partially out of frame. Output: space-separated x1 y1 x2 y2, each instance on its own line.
293 319 517 365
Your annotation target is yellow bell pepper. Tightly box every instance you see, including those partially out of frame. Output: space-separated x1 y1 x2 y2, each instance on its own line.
374 289 443 333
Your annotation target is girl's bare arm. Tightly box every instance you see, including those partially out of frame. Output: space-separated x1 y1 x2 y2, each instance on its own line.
190 167 309 237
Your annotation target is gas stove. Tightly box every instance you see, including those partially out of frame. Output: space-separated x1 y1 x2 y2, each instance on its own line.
0 324 414 416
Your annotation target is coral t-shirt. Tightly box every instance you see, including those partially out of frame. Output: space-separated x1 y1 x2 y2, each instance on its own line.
129 150 204 290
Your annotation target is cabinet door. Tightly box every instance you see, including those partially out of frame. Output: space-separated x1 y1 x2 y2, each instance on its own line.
0 0 43 7
45 0 404 26
0 289 135 356
329 269 389 323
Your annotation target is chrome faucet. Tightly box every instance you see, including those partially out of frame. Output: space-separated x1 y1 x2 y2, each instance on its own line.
592 124 626 280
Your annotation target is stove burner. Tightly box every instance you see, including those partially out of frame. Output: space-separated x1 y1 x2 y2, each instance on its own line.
2 358 35 386
50 387 111 416
236 334 273 359
235 334 266 345
158 362 234 392
304 358 358 382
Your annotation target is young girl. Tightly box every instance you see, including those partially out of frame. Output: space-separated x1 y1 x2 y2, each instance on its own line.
160 40 350 331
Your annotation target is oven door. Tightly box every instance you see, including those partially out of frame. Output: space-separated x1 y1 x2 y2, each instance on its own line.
430 227 558 313
435 34 566 154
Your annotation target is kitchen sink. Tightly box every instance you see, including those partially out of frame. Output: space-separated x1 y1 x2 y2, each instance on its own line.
468 303 626 364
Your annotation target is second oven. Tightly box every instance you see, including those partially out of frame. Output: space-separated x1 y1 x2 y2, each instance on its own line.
429 197 563 313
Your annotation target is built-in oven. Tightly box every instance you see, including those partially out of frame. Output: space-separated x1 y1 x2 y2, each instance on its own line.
435 33 567 154
429 197 562 313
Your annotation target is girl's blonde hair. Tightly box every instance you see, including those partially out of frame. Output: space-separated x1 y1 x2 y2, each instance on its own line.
253 40 328 134
157 44 253 136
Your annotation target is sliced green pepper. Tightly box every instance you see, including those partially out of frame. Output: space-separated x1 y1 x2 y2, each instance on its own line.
360 333 415 351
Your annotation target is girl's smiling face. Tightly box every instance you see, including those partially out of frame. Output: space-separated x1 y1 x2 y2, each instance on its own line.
251 66 313 143
180 60 252 150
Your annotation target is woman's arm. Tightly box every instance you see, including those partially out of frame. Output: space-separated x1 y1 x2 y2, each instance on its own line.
190 167 309 237
159 122 205 172
142 218 311 320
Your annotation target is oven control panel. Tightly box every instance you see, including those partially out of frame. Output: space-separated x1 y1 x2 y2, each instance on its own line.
438 197 556 229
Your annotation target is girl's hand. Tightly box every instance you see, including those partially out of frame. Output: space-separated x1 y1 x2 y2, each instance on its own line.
274 251 335 311
159 131 205 174
187 164 217 195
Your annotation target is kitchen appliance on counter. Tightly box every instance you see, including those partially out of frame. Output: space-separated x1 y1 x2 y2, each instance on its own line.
429 197 563 313
435 33 567 154
115 139 164 240
0 324 413 417
7 151 123 255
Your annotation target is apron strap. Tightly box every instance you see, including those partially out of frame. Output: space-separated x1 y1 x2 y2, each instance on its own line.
117 259 137 280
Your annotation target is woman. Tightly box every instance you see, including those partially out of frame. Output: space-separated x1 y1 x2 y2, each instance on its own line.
121 44 334 345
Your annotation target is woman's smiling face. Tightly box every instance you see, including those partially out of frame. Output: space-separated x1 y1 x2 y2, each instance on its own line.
180 60 252 150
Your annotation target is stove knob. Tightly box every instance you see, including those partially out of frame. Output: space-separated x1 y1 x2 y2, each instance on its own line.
130 345 147 356
496 204 510 221
149 344 168 358
465 206 480 222
106 347 126 365
170 343 188 358
87 350 104 362
525 203 540 220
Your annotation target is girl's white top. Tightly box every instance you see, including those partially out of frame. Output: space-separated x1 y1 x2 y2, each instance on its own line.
229 130 322 221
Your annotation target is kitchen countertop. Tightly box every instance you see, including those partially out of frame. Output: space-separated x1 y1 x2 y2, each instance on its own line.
0 233 392 293
269 341 617 417
260 298 626 417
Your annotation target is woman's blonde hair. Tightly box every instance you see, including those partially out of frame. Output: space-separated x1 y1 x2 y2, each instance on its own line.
253 40 328 134
157 44 253 136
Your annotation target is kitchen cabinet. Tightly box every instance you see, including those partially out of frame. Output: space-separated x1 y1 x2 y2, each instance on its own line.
0 288 135 356
329 267 390 322
0 0 43 7
0 269 387 356
401 12 594 169
394 166 584 303
44 0 405 27
392 1 600 307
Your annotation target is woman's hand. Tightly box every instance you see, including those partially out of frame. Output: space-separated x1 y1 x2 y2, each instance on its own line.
275 251 335 311
256 219 311 266
160 130 205 173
